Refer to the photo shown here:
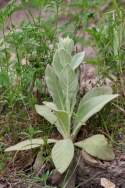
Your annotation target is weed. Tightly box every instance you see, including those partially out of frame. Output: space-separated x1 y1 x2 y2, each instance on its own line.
88 3 125 75
5 37 118 176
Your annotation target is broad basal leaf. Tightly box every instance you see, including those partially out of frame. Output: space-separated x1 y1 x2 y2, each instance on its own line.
71 51 85 70
45 65 65 110
59 64 78 112
58 37 74 54
75 134 115 161
52 139 74 173
72 94 118 137
52 48 72 76
5 138 56 151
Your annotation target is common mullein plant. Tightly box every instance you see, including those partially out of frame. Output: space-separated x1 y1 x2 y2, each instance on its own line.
5 37 118 173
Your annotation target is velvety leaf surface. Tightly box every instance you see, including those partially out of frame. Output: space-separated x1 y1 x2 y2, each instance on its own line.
75 134 115 161
54 110 70 138
81 86 113 103
45 65 65 110
52 139 74 173
35 104 57 124
59 64 78 113
71 51 85 70
58 37 74 54
52 49 71 75
5 138 56 151
35 104 65 137
73 94 118 137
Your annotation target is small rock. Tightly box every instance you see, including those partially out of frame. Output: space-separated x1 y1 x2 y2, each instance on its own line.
84 47 96 60
80 63 97 94
101 178 115 188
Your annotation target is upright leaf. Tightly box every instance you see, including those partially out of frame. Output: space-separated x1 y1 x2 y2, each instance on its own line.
52 139 74 173
54 110 71 138
52 49 72 76
72 94 118 137
59 64 78 112
71 52 85 70
45 65 65 110
58 37 74 54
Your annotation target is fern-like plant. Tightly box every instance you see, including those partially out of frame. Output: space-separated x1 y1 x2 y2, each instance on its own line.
5 37 118 173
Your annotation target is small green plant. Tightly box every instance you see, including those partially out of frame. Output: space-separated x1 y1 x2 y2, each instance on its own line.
5 37 118 173
0 141 10 172
0 0 58 109
89 3 125 75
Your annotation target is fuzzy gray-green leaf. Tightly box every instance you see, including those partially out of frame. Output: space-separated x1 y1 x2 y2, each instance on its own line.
45 65 65 110
75 134 115 161
35 104 57 124
54 110 71 138
52 139 74 173
35 104 64 137
5 138 56 151
58 37 74 54
52 48 72 76
81 86 113 103
71 51 85 70
59 64 78 113
73 94 118 137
